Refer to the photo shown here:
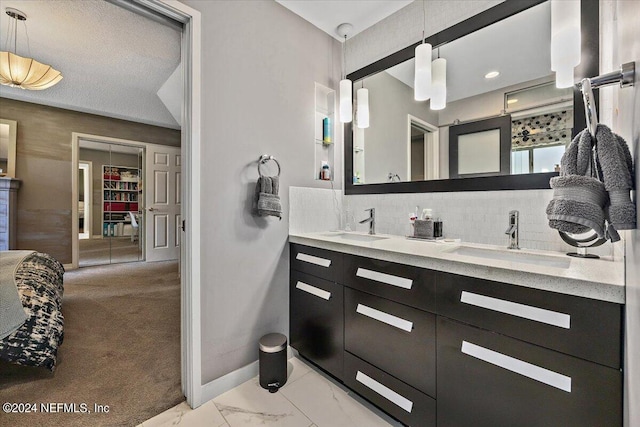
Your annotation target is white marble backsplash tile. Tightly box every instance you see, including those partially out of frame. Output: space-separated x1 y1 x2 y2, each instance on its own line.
289 187 343 234
289 186 623 259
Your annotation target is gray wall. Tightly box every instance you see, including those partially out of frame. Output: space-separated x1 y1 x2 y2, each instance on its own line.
362 72 438 183
0 98 179 263
79 148 140 236
180 0 341 385
613 0 640 425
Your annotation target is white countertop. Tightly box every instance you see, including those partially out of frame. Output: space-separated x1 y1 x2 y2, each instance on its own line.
289 232 625 304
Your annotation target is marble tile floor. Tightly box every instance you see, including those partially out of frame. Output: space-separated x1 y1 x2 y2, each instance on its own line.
139 356 403 427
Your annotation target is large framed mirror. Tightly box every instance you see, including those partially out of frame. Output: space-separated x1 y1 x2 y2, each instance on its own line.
345 0 598 194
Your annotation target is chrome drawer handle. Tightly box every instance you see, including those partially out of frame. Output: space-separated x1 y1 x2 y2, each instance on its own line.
461 341 572 392
460 291 570 329
356 267 413 289
356 371 413 413
296 252 331 267
356 304 413 332
295 281 331 300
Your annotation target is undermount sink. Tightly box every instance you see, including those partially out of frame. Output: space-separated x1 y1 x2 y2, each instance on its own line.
449 246 571 269
322 232 390 242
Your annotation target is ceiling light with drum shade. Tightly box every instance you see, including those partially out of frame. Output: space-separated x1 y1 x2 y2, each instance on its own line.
414 0 432 101
337 23 353 123
0 8 63 90
550 0 581 88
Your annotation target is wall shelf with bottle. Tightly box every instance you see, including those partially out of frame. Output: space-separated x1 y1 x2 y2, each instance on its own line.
102 165 141 237
315 82 335 181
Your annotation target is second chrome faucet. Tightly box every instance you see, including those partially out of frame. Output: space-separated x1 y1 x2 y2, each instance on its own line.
505 210 520 249
359 208 376 235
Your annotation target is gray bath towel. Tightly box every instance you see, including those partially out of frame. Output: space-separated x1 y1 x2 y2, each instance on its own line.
547 175 607 237
255 176 282 219
594 124 636 231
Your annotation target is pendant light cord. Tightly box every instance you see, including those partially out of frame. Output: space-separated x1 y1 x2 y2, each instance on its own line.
342 35 347 79
422 0 426 44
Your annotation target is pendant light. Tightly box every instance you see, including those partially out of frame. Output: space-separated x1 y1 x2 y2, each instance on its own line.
337 23 353 123
0 8 63 90
430 49 447 110
414 0 432 101
550 0 581 88
356 82 369 129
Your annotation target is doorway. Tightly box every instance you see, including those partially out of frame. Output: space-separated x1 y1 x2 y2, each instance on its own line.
78 139 144 267
408 115 440 181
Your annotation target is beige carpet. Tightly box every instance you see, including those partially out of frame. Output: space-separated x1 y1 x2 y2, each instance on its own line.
0 261 183 427
80 237 143 267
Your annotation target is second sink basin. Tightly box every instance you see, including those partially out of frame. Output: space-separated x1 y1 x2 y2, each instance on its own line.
449 246 571 269
322 232 390 242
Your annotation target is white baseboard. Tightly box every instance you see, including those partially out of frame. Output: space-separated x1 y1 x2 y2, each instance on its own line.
199 360 259 406
198 346 296 407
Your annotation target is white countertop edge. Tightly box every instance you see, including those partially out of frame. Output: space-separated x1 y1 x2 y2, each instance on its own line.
289 233 625 304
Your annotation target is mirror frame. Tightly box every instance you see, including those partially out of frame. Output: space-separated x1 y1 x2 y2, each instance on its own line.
345 0 599 195
0 118 17 178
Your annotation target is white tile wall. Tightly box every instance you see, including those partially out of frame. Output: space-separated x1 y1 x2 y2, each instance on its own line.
289 186 623 258
289 186 343 234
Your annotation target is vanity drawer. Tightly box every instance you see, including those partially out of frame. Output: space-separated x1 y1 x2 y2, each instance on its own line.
437 317 622 427
290 271 343 379
344 351 436 427
435 271 622 369
343 254 436 312
344 288 436 397
290 243 342 282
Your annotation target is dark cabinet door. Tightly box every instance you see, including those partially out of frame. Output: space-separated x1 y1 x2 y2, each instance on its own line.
290 270 343 380
437 317 622 427
344 288 436 397
343 254 436 312
436 271 623 369
344 352 436 427
290 243 342 282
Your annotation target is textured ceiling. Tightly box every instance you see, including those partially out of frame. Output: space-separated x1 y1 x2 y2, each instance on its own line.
276 0 414 40
0 0 181 129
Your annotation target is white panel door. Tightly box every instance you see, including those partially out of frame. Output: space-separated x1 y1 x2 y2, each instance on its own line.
145 145 181 262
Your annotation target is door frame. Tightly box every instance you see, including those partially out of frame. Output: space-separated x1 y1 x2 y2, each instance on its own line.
78 160 93 240
71 0 202 409
407 115 439 181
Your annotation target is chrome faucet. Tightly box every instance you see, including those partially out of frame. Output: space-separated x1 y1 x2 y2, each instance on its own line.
359 208 376 235
505 210 520 250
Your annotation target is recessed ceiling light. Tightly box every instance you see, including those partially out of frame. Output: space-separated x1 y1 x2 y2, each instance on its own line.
485 71 500 79
507 99 518 104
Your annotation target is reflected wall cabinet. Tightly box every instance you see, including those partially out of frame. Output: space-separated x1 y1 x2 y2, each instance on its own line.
102 165 140 237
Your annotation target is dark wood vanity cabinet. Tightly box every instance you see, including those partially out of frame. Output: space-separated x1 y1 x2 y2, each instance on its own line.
289 244 344 380
289 243 623 427
437 317 622 427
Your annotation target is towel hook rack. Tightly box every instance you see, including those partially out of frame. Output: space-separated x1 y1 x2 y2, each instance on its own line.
258 154 281 177
578 61 635 137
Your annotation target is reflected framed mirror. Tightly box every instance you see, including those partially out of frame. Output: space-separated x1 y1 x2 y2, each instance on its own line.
345 0 598 194
0 118 17 178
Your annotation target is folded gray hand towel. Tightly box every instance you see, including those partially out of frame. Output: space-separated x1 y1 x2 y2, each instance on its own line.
547 175 607 238
594 124 636 231
254 176 282 219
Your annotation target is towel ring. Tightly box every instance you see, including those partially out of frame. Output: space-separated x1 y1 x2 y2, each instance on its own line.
258 155 281 177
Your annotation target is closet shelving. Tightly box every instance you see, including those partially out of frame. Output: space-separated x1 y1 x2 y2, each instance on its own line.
102 165 141 237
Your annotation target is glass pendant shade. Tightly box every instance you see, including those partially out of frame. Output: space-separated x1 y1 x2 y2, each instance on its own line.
339 79 353 123
0 51 63 90
550 0 581 88
356 88 369 129
414 43 432 101
430 58 447 110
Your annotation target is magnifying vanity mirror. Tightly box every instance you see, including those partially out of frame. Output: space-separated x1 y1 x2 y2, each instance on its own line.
345 0 598 194
0 118 17 178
